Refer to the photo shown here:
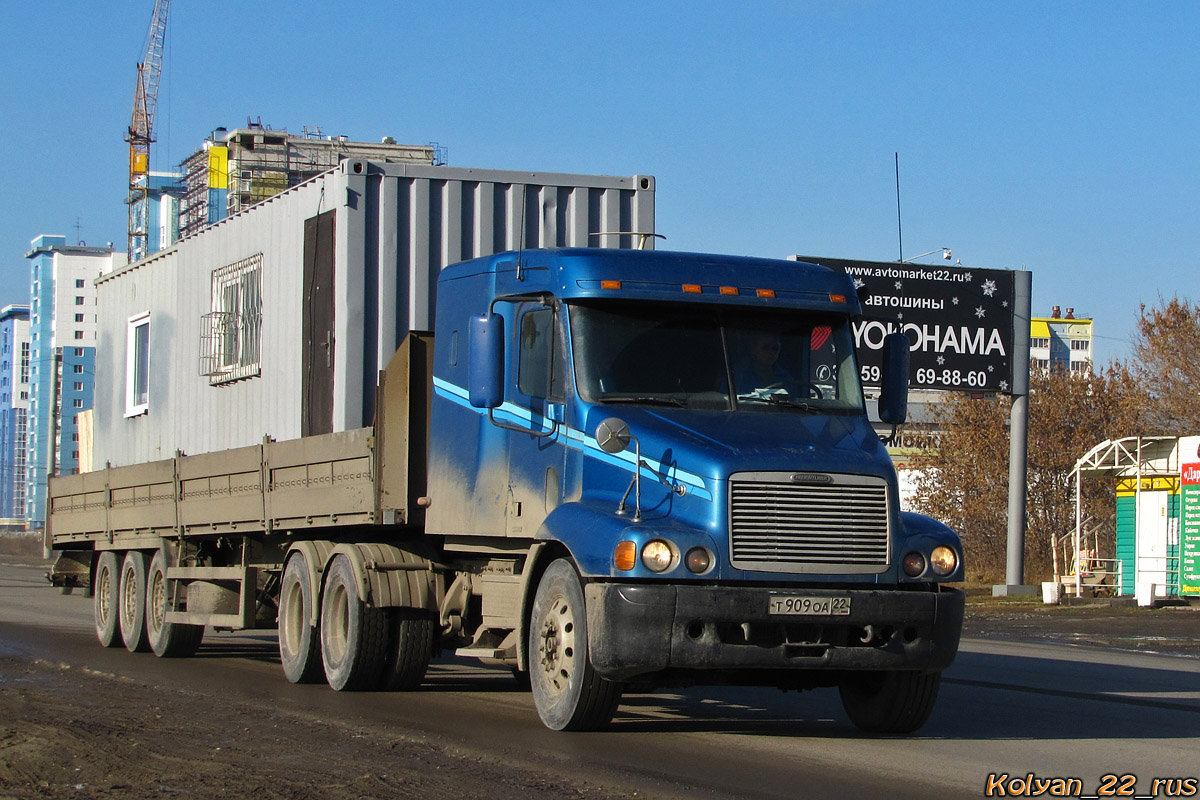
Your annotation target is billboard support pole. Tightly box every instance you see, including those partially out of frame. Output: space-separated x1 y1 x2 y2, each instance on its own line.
995 269 1034 596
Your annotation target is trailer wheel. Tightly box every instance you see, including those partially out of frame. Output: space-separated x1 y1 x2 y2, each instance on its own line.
146 549 204 658
279 553 324 684
528 559 623 731
378 608 433 691
93 551 122 648
321 555 388 691
838 669 941 734
118 551 152 653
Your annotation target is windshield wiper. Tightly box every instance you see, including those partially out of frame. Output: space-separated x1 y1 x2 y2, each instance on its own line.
735 393 822 413
599 396 688 408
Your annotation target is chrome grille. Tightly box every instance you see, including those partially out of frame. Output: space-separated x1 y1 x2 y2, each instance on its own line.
729 472 890 573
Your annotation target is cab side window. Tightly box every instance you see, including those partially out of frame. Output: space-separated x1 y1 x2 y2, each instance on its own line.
517 305 562 399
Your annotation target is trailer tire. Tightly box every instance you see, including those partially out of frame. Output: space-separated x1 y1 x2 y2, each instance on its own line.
838 669 941 734
378 608 433 691
146 549 204 658
529 559 623 731
279 553 324 684
321 555 388 691
93 551 122 648
118 551 152 653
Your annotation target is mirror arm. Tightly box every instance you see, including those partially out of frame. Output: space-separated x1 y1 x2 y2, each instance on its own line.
487 409 558 438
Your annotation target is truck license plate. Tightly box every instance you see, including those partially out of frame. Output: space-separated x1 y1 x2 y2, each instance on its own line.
768 595 851 616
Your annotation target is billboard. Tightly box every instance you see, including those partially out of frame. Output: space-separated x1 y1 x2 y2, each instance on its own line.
797 256 1017 394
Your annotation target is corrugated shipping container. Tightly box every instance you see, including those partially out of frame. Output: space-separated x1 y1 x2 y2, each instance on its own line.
93 159 655 468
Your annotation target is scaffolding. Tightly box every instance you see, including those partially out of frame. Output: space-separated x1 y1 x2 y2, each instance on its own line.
179 124 437 240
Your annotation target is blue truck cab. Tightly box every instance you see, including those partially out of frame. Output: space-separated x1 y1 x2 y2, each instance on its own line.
423 248 964 733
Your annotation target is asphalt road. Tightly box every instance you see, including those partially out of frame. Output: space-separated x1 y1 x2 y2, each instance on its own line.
3 556 1198 799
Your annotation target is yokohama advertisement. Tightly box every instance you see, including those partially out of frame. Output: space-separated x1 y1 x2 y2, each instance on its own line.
797 255 1017 394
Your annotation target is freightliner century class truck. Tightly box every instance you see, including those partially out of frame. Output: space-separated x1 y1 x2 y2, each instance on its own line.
48 247 964 733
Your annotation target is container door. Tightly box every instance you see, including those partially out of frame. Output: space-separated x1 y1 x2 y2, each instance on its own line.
302 211 336 436
504 300 565 538
1136 490 1169 587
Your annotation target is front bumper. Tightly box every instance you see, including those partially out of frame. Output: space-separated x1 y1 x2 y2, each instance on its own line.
585 582 964 681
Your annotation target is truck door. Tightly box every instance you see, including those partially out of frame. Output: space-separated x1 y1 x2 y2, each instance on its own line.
504 300 565 538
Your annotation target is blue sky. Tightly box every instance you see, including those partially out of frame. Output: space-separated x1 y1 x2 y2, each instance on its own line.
3 1 1197 364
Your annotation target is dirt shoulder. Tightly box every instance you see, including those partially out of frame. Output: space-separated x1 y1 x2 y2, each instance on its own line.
962 590 1200 658
0 653 625 800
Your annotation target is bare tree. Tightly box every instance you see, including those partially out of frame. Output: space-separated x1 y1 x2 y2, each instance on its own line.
910 367 1144 583
1128 297 1200 435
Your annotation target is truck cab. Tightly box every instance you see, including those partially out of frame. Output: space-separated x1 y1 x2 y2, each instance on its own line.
425 248 964 731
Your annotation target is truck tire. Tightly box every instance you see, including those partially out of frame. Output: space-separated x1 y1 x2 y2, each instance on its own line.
146 548 204 658
378 608 433 691
321 555 388 691
528 559 623 731
118 551 152 653
278 552 324 684
838 669 941 734
93 551 122 648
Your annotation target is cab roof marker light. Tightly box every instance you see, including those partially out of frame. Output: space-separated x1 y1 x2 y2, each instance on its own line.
756 288 776 299
601 280 622 290
719 286 739 296
682 284 702 294
829 293 847 303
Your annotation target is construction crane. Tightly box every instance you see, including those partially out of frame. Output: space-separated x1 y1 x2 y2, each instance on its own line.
126 0 170 263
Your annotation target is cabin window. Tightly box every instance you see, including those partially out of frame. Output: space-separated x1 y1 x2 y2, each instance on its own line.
125 312 150 417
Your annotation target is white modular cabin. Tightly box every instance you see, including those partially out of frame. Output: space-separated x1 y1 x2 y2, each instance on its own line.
92 159 655 468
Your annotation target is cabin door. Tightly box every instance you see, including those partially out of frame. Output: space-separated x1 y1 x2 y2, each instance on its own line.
302 210 336 436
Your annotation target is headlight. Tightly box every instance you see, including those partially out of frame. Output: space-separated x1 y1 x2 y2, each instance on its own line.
641 540 675 572
902 551 926 577
929 545 957 576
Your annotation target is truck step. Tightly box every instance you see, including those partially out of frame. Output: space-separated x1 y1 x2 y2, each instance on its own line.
455 645 515 660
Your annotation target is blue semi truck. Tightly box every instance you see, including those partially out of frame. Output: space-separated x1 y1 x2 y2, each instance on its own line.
48 247 963 733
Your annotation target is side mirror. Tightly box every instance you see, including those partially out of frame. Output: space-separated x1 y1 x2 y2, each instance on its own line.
594 417 632 454
468 314 504 409
878 332 910 425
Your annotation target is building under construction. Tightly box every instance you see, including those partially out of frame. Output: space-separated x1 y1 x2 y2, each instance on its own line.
178 123 438 240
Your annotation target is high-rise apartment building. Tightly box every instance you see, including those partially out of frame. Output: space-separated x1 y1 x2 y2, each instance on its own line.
0 305 31 521
23 235 123 528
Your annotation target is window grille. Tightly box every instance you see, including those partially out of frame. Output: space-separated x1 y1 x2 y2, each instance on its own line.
201 253 262 384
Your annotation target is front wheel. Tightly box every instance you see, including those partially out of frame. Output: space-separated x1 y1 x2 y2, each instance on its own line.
528 559 623 731
838 670 941 734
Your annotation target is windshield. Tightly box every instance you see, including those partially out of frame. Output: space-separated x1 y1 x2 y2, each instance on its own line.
569 301 864 414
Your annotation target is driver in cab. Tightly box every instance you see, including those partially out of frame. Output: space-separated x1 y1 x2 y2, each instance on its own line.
732 332 796 396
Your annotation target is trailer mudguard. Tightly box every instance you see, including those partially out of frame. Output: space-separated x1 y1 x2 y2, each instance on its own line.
325 542 436 614
285 541 336 626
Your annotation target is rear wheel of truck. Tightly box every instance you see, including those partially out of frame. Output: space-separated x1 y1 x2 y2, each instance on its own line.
378 608 433 691
838 669 941 734
278 552 324 684
320 555 388 691
118 551 152 653
146 549 204 658
529 559 623 731
93 551 122 648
